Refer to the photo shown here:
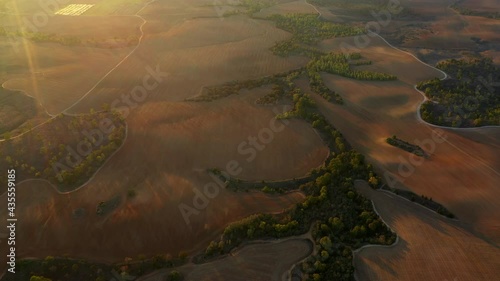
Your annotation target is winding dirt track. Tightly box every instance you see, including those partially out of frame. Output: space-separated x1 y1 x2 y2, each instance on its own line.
353 181 500 281
0 0 157 143
0 1 498 280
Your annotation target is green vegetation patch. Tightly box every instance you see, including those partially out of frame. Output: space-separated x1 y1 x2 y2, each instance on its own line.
386 135 427 158
307 52 397 81
268 14 364 57
451 1 500 20
255 84 286 105
270 13 364 44
418 57 500 127
0 110 126 192
197 87 397 280
186 68 304 102
306 52 396 103
8 253 186 281
381 186 455 218
96 196 122 216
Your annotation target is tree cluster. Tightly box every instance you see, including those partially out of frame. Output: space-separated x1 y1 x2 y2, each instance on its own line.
200 90 396 280
255 84 286 105
270 14 364 45
417 57 500 127
451 2 500 19
386 135 427 157
307 52 397 81
381 186 455 218
14 252 187 281
267 14 363 58
0 110 126 191
305 52 394 104
187 68 304 102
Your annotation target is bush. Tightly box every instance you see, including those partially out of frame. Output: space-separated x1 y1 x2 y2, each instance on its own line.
166 270 183 281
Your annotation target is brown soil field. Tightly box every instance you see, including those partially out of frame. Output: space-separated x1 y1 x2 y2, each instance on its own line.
321 0 500 63
1 0 498 278
0 88 327 269
401 13 500 50
255 0 317 18
0 87 37 134
353 181 500 281
457 15 500 42
460 0 500 13
0 14 142 41
309 35 500 244
0 0 329 268
1 41 132 114
68 15 308 112
139 238 313 281
481 49 500 64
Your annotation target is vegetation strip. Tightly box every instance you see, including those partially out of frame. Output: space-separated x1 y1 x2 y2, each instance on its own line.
418 57 500 128
386 135 427 158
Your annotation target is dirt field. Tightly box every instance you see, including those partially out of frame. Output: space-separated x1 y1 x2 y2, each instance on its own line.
309 35 500 244
2 42 132 114
0 89 328 269
460 0 500 13
68 15 308 112
0 0 499 279
353 181 500 281
336 0 499 64
0 87 37 134
0 0 332 270
139 238 313 281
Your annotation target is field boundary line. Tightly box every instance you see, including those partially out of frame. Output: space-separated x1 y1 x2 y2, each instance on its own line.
376 33 500 131
303 0 500 176
1 80 54 117
0 122 128 196
0 0 157 142
352 180 400 281
305 0 322 18
63 0 157 114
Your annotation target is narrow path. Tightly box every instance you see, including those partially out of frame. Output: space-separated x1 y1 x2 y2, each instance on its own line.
63 0 157 115
0 0 156 141
303 0 500 177
0 0 155 192
2 78 54 118
305 0 499 130
137 222 317 281
304 0 322 18
0 123 128 196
